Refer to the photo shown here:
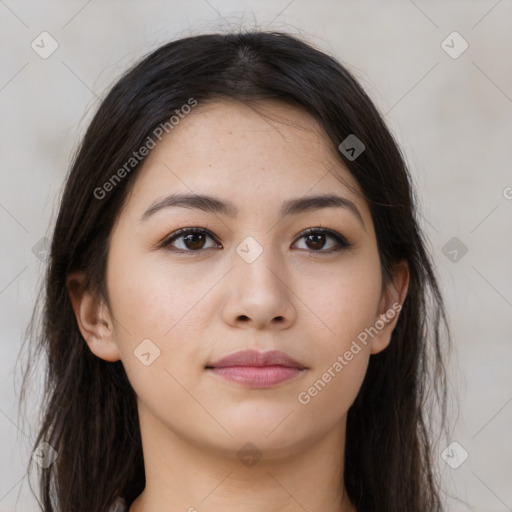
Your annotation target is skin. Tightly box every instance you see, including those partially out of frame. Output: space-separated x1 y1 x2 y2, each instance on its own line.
67 99 409 512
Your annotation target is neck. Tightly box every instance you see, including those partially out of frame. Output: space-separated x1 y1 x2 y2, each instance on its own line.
129 403 356 512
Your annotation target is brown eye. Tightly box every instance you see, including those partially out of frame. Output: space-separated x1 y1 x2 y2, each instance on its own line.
161 227 350 254
305 232 327 250
293 228 350 253
181 232 207 250
161 228 220 252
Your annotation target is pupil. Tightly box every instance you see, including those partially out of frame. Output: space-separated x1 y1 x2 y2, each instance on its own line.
307 233 325 250
185 233 205 250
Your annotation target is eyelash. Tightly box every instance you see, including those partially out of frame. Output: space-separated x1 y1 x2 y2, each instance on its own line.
160 227 352 255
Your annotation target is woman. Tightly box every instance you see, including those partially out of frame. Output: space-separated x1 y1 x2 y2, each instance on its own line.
20 31 450 512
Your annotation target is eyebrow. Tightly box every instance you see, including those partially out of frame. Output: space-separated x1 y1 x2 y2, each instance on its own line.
139 192 365 228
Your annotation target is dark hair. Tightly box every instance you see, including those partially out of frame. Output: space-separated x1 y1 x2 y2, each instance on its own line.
19 31 450 512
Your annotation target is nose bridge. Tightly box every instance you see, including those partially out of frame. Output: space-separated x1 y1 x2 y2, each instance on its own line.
223 233 296 328
235 234 286 297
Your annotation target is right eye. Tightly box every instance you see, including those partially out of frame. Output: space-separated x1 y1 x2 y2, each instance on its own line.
160 227 222 253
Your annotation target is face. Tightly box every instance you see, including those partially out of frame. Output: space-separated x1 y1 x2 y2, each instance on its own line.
71 99 406 460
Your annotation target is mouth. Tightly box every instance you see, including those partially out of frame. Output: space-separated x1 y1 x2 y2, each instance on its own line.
205 349 308 388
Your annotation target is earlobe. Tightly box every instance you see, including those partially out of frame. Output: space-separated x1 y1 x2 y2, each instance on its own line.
66 271 121 362
370 261 410 355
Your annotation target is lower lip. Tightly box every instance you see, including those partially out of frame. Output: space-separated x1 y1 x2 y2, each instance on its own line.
207 365 304 388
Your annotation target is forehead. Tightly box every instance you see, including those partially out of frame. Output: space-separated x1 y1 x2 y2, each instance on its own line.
121 99 364 217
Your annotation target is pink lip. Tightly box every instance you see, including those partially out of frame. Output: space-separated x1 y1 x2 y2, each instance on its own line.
206 350 307 388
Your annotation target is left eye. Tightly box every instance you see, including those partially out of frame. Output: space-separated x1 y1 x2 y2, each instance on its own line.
161 227 350 253
292 228 350 252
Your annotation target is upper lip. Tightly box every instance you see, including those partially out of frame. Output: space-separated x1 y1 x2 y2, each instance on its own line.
206 350 306 369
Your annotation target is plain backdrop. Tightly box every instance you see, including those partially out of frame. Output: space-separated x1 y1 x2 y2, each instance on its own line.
1 1 511 511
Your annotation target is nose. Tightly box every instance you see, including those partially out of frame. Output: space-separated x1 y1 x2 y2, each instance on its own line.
221 246 297 331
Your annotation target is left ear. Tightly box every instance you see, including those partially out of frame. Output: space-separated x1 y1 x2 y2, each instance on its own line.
370 260 410 355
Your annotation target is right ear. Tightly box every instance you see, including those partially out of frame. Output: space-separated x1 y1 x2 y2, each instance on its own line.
66 271 121 362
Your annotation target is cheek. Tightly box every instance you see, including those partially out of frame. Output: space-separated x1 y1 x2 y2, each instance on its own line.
106 255 217 435
105 250 225 397
293 252 381 416
302 253 383 346
106 250 221 340
295 347 370 435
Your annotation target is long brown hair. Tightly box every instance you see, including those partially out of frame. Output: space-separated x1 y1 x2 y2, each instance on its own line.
19 31 451 512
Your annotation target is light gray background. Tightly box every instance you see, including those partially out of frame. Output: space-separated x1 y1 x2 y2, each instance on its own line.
1 1 511 511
